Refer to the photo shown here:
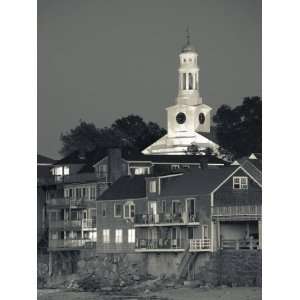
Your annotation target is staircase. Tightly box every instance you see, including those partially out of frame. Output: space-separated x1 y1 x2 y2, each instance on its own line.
177 247 198 280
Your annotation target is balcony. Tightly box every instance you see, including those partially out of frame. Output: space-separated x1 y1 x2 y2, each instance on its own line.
49 239 96 250
46 197 96 208
134 212 200 227
135 239 185 252
189 239 212 252
49 219 96 230
212 205 261 221
221 238 259 250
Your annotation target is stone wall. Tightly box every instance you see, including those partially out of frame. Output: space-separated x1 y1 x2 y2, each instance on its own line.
194 250 262 287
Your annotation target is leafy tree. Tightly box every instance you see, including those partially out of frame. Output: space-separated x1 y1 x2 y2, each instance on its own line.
59 115 166 156
185 143 214 156
213 96 262 159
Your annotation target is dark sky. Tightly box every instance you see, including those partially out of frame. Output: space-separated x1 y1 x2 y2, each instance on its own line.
38 0 261 159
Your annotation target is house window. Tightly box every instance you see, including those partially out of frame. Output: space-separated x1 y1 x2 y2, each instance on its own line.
76 188 82 199
182 164 190 169
171 164 180 171
149 181 156 193
49 211 57 221
101 203 106 217
90 187 96 200
103 229 110 243
233 176 248 190
71 211 78 220
202 225 209 239
51 232 58 240
131 167 149 175
69 188 73 199
63 166 70 175
97 164 108 178
82 187 87 199
115 229 123 243
124 201 135 219
188 227 194 239
64 189 69 198
114 203 122 217
128 229 135 243
172 200 181 215
162 200 166 213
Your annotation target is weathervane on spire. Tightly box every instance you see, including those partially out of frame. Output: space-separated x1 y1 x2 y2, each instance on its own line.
186 26 190 45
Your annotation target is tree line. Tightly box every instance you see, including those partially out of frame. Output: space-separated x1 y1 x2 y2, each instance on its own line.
59 96 261 160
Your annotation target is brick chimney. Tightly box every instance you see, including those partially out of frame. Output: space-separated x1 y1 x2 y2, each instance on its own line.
107 148 123 184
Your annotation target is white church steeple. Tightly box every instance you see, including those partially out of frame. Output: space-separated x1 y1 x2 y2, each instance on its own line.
142 30 218 155
176 27 202 106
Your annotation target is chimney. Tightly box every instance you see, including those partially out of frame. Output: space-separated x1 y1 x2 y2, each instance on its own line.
107 148 123 184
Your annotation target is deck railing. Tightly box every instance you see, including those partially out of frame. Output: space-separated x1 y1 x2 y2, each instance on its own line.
190 239 211 251
46 197 96 207
49 239 96 249
221 239 259 250
49 219 96 229
134 212 200 225
212 205 261 218
135 238 184 250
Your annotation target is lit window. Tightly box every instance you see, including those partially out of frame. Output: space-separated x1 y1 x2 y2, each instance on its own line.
149 181 156 193
103 229 110 243
124 201 135 219
114 203 122 217
233 176 248 190
128 229 135 243
131 167 149 175
115 229 123 243
63 166 70 175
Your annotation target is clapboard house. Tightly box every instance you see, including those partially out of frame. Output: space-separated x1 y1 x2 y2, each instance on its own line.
96 154 262 278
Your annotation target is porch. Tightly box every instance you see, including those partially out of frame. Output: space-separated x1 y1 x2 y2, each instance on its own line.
135 238 185 252
134 212 200 227
48 239 96 250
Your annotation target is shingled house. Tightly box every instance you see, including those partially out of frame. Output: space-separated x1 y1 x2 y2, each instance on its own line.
96 154 262 278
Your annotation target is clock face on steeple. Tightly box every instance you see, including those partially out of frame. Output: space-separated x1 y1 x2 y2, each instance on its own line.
176 112 186 124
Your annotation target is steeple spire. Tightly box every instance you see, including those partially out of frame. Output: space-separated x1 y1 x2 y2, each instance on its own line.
186 26 190 45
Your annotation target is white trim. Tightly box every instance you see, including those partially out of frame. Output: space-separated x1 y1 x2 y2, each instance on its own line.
114 202 122 218
211 165 262 195
239 165 262 187
211 167 243 194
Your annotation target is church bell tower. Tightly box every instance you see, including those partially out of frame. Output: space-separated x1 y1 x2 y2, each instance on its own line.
142 29 218 155
166 28 212 137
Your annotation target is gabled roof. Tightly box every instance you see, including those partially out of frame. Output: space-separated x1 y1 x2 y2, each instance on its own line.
54 149 107 166
37 154 56 165
123 153 227 165
159 166 240 196
99 175 146 200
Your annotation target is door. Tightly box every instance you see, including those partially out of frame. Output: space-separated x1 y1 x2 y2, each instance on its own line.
186 198 195 221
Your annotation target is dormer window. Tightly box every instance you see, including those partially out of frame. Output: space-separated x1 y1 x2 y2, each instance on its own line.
233 176 248 190
149 180 157 193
